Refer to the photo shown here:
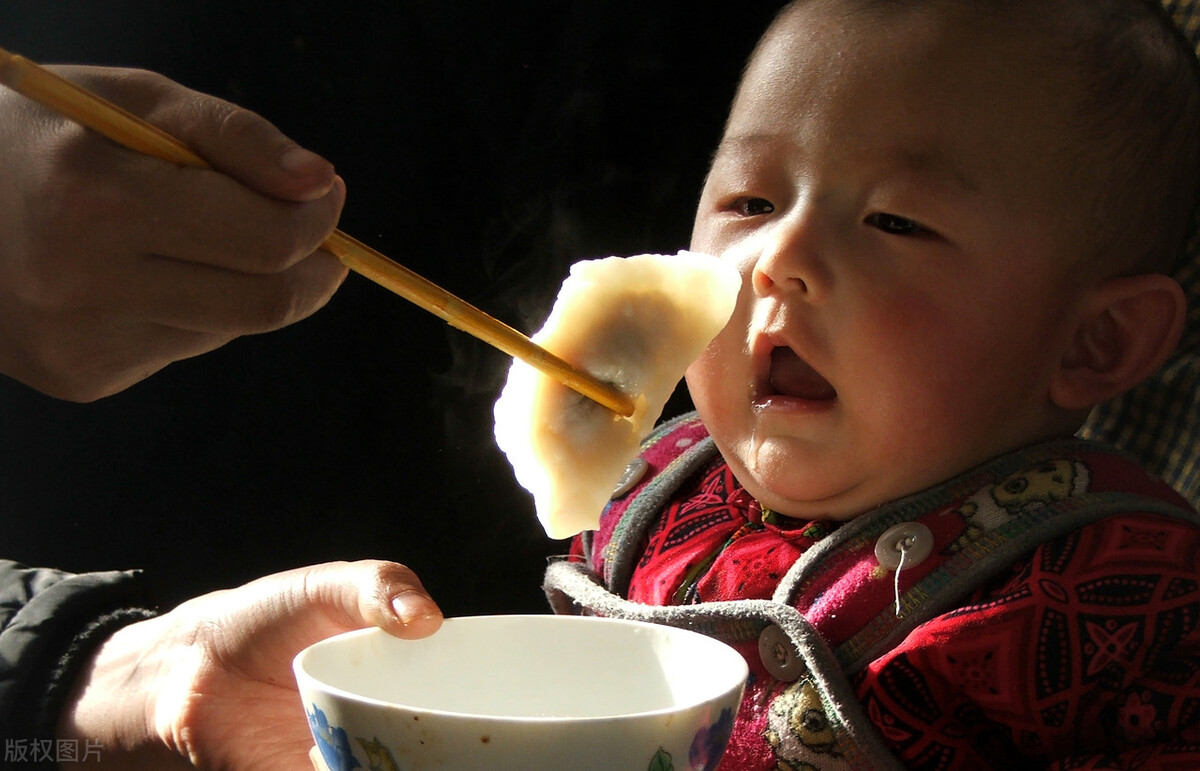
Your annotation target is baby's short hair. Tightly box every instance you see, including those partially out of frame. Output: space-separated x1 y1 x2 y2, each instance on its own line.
1058 0 1200 275
761 0 1200 277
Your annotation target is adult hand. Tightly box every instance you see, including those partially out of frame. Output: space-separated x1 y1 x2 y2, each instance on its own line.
0 66 348 401
56 560 443 770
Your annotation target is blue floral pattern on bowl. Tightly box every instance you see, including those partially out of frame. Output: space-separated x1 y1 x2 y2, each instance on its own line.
689 707 736 771
645 708 736 771
307 704 361 771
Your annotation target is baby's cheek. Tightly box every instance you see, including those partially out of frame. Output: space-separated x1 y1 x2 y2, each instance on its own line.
684 346 728 407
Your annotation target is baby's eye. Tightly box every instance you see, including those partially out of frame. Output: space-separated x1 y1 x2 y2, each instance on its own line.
865 212 927 236
732 197 775 217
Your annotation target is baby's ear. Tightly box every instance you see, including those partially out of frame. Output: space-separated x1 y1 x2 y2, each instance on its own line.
1050 274 1186 411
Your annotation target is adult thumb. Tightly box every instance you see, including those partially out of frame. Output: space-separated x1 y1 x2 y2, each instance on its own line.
288 560 444 641
164 91 338 203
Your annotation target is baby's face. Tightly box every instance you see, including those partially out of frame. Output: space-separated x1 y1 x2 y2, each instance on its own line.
686 0 1096 520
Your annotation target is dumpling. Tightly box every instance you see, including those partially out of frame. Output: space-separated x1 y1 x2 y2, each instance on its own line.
493 251 739 539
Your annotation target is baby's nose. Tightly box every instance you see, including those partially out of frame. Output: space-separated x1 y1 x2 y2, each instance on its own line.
751 211 831 301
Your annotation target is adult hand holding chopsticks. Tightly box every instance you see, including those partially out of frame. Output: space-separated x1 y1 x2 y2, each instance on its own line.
0 65 348 401
0 47 637 416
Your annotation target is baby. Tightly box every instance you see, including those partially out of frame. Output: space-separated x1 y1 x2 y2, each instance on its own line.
545 0 1200 768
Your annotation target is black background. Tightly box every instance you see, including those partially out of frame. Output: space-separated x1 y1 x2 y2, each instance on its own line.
0 1 783 615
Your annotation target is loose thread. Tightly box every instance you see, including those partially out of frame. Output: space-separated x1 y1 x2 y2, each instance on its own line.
893 538 910 618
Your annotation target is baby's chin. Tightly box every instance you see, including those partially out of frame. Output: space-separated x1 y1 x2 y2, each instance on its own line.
732 462 881 523
754 490 877 522
721 438 877 521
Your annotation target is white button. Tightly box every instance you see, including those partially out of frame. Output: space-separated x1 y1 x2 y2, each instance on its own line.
874 522 934 570
610 457 649 499
758 624 806 682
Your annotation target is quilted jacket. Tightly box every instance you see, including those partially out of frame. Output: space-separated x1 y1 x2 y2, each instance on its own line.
0 561 153 766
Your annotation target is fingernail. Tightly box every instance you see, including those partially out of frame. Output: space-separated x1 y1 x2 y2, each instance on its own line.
279 144 325 176
391 591 441 626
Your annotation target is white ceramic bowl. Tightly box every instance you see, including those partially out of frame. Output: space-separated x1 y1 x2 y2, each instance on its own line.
294 614 748 771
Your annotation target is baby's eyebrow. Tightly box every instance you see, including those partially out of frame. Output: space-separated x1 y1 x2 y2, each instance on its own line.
704 133 781 180
891 147 979 194
711 133 776 160
711 133 979 194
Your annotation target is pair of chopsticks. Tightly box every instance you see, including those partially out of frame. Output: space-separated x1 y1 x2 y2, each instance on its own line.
0 46 636 418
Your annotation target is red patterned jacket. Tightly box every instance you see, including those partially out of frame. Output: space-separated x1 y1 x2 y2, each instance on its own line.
545 413 1200 770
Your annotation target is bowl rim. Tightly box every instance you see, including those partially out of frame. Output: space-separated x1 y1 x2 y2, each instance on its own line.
293 614 749 724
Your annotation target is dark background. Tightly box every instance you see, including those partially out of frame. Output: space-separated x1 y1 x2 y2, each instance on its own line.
0 1 782 615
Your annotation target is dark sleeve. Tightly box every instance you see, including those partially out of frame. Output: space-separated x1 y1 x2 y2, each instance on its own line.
0 560 155 759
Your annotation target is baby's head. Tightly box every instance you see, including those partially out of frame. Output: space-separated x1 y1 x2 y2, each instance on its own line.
685 0 1200 520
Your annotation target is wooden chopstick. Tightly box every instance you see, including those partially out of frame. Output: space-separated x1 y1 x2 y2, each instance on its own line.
0 46 637 417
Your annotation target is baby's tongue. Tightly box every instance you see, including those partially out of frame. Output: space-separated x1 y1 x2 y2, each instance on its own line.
769 347 836 401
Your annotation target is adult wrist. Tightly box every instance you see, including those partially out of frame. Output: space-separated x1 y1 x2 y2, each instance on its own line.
0 564 153 768
54 611 172 770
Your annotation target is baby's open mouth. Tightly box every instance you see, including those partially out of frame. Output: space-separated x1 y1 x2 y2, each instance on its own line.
767 346 837 401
